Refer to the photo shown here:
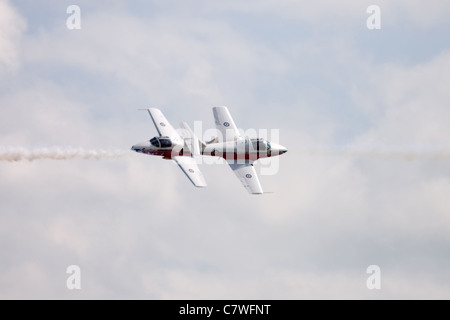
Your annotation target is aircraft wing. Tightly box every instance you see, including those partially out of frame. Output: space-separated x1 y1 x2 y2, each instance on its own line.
147 108 182 142
228 162 263 194
213 106 242 142
173 156 207 188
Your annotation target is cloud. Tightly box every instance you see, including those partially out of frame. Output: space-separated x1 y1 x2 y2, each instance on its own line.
382 0 450 28
352 50 450 147
0 0 26 74
174 0 450 29
21 9 287 116
1 0 450 300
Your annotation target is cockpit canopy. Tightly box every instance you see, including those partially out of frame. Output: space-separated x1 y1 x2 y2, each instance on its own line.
249 138 271 151
150 136 173 148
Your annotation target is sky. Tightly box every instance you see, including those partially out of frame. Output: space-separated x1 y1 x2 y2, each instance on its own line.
1 0 450 299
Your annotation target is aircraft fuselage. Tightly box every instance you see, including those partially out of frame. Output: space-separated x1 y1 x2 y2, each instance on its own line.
133 139 287 161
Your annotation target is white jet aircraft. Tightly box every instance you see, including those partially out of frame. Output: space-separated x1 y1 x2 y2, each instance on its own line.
131 107 287 194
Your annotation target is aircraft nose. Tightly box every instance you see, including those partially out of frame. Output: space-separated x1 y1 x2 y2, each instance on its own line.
279 145 288 154
131 141 151 152
131 145 141 152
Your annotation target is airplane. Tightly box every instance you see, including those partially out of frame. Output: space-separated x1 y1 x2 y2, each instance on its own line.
131 106 287 194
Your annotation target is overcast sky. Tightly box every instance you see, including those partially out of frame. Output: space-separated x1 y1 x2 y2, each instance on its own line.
1 0 450 299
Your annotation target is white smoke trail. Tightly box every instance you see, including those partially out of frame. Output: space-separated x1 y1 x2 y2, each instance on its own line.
0 147 128 162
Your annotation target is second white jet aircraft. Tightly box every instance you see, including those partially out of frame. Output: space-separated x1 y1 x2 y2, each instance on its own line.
131 106 287 194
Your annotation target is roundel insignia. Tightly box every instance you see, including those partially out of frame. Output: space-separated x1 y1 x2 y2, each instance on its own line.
160 122 166 127
223 122 230 127
188 169 195 173
245 174 252 179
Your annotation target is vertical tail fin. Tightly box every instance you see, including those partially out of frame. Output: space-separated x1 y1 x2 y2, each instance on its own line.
180 122 204 156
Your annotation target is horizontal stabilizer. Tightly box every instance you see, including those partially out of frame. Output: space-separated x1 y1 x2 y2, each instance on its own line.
180 122 203 156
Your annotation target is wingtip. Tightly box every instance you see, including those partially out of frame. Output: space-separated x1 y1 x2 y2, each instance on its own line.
137 107 160 113
194 182 208 188
213 106 229 111
148 107 161 112
250 191 276 195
